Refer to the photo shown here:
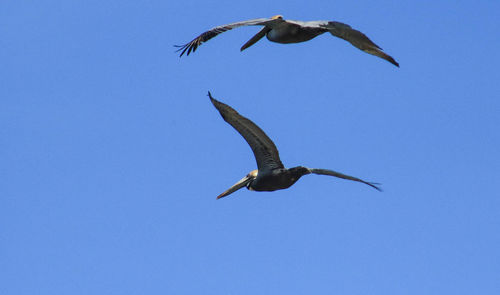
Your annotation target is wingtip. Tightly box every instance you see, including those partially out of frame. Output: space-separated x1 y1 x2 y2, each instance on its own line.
208 91 222 107
174 45 186 57
369 182 383 192
371 49 399 67
387 56 399 67
207 91 216 102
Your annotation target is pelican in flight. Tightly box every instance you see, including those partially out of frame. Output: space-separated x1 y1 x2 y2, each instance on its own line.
177 15 399 67
208 92 381 199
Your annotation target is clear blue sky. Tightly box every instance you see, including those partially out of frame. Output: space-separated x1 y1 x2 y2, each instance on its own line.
2 1 499 294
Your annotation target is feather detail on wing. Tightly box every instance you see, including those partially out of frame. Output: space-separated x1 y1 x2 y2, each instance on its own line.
176 17 281 57
320 21 399 67
208 92 284 171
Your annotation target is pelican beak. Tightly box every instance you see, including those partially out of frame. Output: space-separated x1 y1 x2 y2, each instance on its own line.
216 174 253 199
241 26 271 51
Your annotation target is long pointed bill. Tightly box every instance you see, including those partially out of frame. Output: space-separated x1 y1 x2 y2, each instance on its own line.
240 26 271 51
216 175 253 199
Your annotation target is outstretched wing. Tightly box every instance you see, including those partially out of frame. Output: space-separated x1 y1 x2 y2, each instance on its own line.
318 21 399 67
308 168 382 191
176 17 281 57
208 92 284 172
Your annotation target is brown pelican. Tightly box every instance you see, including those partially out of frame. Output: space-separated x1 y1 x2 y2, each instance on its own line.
177 15 399 67
208 92 381 199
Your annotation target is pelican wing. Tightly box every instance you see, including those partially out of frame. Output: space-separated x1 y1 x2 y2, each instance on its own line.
208 92 284 172
315 21 399 67
308 168 382 191
176 17 282 57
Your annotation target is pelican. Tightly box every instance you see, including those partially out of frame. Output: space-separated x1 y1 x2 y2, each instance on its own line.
208 92 381 199
177 15 399 67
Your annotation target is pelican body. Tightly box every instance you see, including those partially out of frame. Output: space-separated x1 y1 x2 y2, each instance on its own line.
246 167 309 192
208 92 381 199
177 15 399 67
265 23 320 44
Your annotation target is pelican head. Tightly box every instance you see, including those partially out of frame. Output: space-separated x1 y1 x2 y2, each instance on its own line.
245 170 258 191
271 15 283 20
247 169 258 178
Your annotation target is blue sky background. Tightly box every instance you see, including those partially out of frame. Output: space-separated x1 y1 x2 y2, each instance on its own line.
2 1 499 294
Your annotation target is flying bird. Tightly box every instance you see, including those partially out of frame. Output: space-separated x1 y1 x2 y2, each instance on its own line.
177 15 399 67
208 91 381 199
